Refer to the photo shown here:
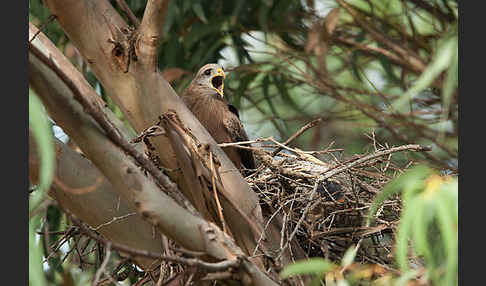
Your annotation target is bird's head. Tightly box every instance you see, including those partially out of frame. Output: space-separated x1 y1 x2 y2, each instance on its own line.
191 63 226 97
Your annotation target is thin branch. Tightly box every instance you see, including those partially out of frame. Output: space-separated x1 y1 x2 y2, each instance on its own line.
116 0 140 28
210 151 227 234
137 0 171 70
320 144 431 181
275 143 430 261
29 15 57 44
408 0 456 24
71 215 242 273
271 118 322 156
336 0 426 73
93 242 112 286
29 42 191 213
92 212 137 231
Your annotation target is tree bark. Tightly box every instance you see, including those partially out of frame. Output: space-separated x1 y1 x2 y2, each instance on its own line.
41 0 266 260
29 136 164 270
29 22 279 285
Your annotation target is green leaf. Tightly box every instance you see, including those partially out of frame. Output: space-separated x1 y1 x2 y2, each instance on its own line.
262 74 280 119
336 279 351 286
441 41 458 106
395 198 416 272
29 185 48 286
184 20 224 51
280 258 336 279
439 37 458 138
197 39 225 67
367 165 430 226
377 54 400 84
435 190 458 286
411 198 435 268
192 3 208 24
273 74 306 117
162 1 179 37
29 215 48 286
29 90 55 195
393 37 456 110
235 72 258 108
258 3 270 31
341 245 357 268
394 269 419 286
350 51 363 82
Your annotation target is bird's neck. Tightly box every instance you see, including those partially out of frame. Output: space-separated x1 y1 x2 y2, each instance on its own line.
186 87 227 104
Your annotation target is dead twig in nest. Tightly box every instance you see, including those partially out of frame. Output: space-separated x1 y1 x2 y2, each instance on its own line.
271 118 322 156
70 215 242 273
246 131 431 266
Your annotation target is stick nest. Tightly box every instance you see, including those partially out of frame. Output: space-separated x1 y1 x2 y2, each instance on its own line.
246 138 423 268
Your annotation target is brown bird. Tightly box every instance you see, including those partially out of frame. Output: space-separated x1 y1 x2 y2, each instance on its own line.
182 63 256 172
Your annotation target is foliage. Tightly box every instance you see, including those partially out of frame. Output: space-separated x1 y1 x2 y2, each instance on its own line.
29 90 55 195
29 90 54 286
369 165 458 286
280 165 458 286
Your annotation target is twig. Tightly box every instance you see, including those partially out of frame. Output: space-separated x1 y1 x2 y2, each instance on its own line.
209 151 227 234
92 212 137 231
29 43 190 211
115 0 140 28
137 0 171 70
320 144 430 182
252 205 284 256
155 261 164 286
336 0 426 73
184 272 195 286
217 139 263 147
93 242 112 286
276 197 320 261
275 144 429 261
70 215 241 273
408 0 456 24
29 15 57 44
271 118 322 156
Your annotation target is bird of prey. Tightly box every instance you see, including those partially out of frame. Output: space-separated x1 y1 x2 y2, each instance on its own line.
182 63 256 173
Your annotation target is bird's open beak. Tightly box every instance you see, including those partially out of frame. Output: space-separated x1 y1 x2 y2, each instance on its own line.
211 68 226 97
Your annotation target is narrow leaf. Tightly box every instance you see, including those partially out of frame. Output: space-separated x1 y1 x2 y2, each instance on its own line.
394 37 456 110
29 91 55 194
341 245 357 268
280 258 336 279
192 3 208 23
367 165 430 226
435 191 458 286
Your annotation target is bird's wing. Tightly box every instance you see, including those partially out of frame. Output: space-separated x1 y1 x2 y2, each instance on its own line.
222 111 256 171
227 104 240 118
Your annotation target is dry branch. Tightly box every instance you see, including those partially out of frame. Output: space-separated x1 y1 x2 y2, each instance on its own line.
137 0 170 70
248 140 430 265
336 0 426 73
71 215 241 273
29 137 164 269
115 0 140 28
40 1 281 267
29 32 195 217
271 118 322 157
29 23 279 286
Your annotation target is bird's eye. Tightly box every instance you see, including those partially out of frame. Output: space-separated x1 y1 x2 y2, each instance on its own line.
203 69 212 76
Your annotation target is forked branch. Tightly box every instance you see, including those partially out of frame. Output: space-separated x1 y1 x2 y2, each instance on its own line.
137 0 171 70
